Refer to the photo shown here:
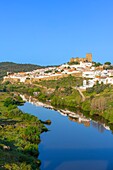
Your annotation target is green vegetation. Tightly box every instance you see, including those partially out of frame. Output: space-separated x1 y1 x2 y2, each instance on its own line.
0 92 47 170
68 61 79 65
86 82 110 94
0 62 44 79
82 83 113 125
93 62 102 67
36 75 83 89
4 76 83 109
35 76 83 109
104 61 111 65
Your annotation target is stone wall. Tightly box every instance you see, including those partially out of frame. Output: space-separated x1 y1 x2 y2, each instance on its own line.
70 53 92 63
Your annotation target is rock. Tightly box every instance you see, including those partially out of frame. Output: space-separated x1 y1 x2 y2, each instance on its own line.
3 145 10 150
45 120 51 125
41 120 51 125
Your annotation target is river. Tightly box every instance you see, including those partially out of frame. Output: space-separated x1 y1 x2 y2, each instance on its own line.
19 101 113 170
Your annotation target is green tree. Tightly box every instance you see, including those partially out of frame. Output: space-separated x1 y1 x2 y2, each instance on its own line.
93 62 102 67
104 62 111 65
4 97 16 107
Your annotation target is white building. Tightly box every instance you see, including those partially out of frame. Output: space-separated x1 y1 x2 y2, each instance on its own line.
82 71 95 78
80 61 92 68
82 79 95 88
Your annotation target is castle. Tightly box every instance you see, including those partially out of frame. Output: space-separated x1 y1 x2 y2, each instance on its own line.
70 53 92 63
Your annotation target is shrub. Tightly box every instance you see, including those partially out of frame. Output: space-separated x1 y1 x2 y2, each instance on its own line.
4 97 16 107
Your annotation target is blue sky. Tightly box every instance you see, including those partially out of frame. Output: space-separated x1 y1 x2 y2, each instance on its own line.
0 0 113 65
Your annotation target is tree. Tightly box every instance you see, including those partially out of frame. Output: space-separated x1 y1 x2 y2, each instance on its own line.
93 62 102 67
4 97 15 107
104 62 111 65
91 97 106 113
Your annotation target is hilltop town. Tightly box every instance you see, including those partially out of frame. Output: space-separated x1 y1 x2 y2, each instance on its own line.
3 53 113 90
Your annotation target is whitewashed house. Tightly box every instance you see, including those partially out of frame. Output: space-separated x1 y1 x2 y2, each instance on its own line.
83 79 95 88
82 71 95 78
80 61 92 68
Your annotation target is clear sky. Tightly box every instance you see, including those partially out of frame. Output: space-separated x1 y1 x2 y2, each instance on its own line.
0 0 113 65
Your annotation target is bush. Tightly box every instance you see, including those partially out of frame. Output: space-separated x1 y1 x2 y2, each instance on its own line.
4 97 16 107
24 143 38 156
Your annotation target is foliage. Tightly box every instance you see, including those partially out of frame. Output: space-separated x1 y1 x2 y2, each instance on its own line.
86 83 110 94
0 92 47 169
51 88 82 108
4 95 24 108
4 97 17 107
104 62 111 65
82 100 90 112
68 61 79 65
44 70 52 73
36 76 83 89
38 93 47 102
93 62 102 67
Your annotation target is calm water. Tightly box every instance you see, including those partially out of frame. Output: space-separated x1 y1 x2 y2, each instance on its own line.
19 102 113 170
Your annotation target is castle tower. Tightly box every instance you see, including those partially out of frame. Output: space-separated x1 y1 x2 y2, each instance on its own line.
86 53 92 62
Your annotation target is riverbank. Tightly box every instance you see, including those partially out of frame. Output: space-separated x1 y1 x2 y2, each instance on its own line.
20 94 90 119
1 80 113 131
0 92 47 170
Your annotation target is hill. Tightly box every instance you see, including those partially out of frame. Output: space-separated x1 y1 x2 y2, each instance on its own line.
0 62 44 79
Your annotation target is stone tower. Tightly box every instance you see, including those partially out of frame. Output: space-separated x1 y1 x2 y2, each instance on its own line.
86 53 92 62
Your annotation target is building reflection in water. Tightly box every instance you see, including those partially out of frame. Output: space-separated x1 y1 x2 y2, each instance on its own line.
20 94 110 133
91 121 106 133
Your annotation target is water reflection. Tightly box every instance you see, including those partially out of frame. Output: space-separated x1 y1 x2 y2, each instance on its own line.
20 94 110 133
91 121 107 133
69 116 90 127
